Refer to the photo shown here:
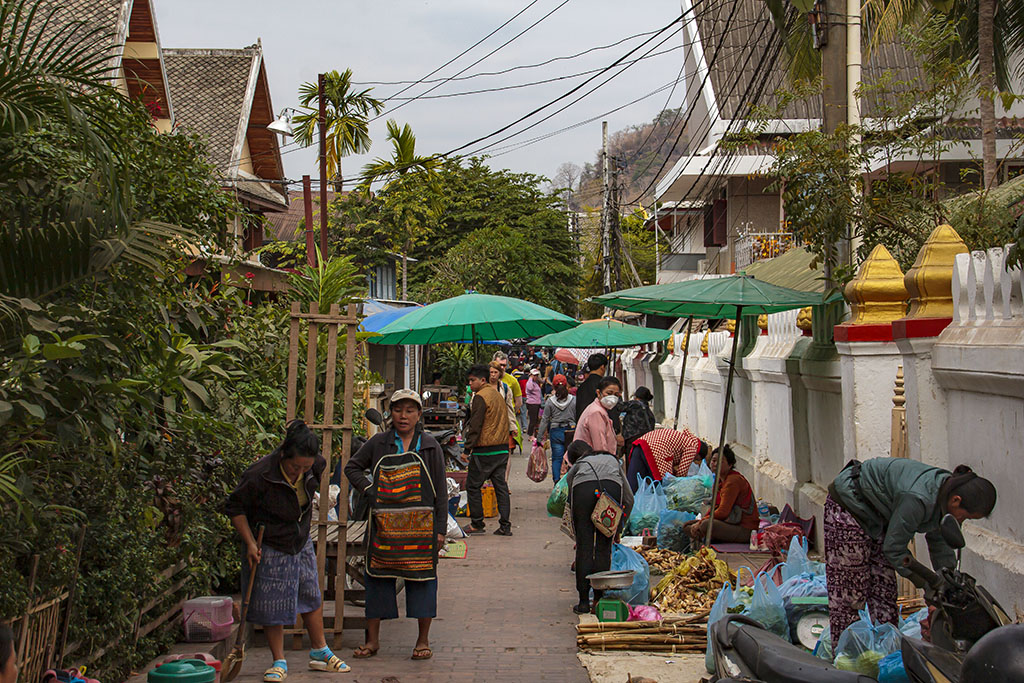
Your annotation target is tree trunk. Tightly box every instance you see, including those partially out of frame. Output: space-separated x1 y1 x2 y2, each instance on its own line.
979 0 998 189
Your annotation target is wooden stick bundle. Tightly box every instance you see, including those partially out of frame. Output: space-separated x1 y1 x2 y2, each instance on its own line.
576 612 711 653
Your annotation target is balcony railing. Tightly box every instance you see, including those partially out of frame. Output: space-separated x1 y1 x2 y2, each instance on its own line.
735 230 796 270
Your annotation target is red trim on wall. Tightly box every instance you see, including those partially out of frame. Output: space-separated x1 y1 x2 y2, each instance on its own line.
892 317 952 340
834 323 894 342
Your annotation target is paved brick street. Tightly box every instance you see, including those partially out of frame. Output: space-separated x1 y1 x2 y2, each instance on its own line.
234 450 590 683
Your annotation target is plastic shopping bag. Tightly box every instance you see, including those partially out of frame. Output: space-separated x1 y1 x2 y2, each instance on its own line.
749 570 790 642
547 475 569 517
781 535 814 581
899 607 928 640
526 437 549 483
445 513 466 540
705 580 740 673
662 472 713 514
813 623 833 661
833 608 902 677
605 543 650 606
877 651 911 683
628 604 661 622
657 508 695 552
626 475 666 535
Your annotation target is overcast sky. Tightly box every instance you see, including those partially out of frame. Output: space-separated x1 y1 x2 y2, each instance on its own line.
155 0 685 187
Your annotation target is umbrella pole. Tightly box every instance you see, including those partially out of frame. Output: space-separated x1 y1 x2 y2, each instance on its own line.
673 316 694 429
472 325 479 364
706 306 742 548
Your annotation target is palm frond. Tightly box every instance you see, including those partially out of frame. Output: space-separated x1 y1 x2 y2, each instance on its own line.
288 249 364 310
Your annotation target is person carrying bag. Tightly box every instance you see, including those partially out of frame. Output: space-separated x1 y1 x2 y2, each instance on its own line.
563 440 634 615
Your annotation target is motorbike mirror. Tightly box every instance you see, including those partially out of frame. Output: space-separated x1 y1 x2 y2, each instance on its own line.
940 513 966 550
364 408 384 427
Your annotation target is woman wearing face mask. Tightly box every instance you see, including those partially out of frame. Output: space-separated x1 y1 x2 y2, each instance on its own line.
573 376 622 459
538 374 576 483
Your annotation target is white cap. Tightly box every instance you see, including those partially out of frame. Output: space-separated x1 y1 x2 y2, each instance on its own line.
530 368 541 375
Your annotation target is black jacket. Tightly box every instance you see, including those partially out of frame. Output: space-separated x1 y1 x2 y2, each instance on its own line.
345 427 448 540
224 449 326 555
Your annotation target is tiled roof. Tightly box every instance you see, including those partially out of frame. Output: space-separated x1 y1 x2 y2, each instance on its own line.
32 0 127 74
694 0 921 121
163 47 257 169
265 190 340 241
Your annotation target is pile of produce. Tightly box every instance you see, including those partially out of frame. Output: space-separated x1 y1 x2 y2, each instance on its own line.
576 613 710 653
637 546 689 572
651 547 734 614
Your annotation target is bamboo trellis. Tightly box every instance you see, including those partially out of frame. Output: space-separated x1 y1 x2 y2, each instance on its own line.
283 302 361 649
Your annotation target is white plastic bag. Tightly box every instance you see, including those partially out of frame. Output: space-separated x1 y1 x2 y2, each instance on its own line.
445 513 466 540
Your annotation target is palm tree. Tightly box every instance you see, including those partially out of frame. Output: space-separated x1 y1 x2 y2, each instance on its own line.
0 0 199 334
768 0 1024 190
360 120 441 298
293 69 383 193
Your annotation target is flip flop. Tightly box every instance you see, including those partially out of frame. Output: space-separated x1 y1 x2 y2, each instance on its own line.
411 647 433 660
352 645 378 659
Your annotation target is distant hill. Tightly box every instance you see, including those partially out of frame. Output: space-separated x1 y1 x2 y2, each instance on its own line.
551 108 689 211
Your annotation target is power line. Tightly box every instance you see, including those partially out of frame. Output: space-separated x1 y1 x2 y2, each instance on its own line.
353 28 663 86
379 0 544 104
372 0 573 120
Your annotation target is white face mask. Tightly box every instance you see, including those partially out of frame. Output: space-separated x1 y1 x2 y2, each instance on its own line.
600 395 620 410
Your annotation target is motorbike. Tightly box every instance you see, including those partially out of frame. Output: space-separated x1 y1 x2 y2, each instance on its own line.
709 514 1018 683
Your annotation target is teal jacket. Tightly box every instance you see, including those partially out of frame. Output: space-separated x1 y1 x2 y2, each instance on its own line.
830 457 954 578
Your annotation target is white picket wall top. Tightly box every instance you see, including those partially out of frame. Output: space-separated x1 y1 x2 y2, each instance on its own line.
952 245 1024 324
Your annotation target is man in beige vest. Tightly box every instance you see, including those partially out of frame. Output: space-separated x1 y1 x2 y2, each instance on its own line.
463 364 512 536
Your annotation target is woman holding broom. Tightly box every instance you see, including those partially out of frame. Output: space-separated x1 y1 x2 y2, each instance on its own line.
225 420 351 681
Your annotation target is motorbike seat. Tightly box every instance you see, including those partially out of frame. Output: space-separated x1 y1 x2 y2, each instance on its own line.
715 615 873 683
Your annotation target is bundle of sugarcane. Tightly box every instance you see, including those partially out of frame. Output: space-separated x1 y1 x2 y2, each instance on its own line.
576 613 710 652
637 546 689 572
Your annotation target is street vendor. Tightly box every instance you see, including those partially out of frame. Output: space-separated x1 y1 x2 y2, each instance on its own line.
225 420 351 681
573 376 623 460
626 427 709 491
683 444 758 543
824 458 996 650
344 389 448 661
564 440 634 615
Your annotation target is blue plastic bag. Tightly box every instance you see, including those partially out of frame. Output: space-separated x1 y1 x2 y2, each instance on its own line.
877 651 910 683
705 579 739 674
833 607 902 677
899 607 928 640
626 476 665 535
657 508 695 552
605 543 650 606
778 572 828 600
749 571 790 641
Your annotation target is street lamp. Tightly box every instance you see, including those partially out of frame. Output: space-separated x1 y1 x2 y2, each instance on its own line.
267 108 298 137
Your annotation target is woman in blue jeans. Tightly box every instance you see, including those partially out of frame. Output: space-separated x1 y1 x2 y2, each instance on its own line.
538 373 576 482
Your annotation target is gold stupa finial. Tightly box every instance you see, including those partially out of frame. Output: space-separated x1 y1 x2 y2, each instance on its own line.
700 331 709 355
666 334 674 353
796 307 813 333
724 318 736 334
904 224 968 319
843 244 909 325
757 314 768 332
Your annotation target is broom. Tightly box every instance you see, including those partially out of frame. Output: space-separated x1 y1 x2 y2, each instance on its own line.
222 526 264 682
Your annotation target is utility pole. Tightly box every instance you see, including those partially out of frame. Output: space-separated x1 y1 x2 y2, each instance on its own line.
816 0 848 284
610 156 623 291
846 0 862 261
601 121 612 295
302 175 315 266
318 73 329 262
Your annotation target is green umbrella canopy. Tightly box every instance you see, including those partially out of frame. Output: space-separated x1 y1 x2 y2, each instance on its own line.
531 318 671 348
592 275 829 318
370 292 578 345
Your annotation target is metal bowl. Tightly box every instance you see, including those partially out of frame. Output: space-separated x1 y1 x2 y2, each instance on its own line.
586 570 635 590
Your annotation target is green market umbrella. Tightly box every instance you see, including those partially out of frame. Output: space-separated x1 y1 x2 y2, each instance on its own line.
594 275 828 545
370 292 578 347
530 318 671 348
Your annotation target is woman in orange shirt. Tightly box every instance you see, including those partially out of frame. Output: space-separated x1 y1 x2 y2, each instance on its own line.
684 444 758 543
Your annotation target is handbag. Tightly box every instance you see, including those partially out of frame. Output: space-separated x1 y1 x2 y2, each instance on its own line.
560 493 575 540
585 461 624 538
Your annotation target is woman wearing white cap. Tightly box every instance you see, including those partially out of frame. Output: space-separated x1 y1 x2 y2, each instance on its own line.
525 368 544 437
345 389 447 661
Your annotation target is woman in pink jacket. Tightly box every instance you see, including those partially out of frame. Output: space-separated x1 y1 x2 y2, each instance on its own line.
573 376 622 457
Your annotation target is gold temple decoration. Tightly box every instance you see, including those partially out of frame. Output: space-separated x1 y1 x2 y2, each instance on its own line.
904 224 968 319
724 318 736 334
757 314 768 331
700 331 709 354
666 334 674 353
843 244 909 325
796 307 813 332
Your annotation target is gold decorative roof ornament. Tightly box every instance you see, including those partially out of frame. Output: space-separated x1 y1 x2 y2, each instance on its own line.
724 318 736 334
843 244 910 325
700 331 709 355
666 334 674 353
796 307 813 332
904 224 968 319
757 314 768 331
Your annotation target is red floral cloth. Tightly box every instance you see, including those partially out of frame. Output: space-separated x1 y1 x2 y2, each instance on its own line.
633 428 703 480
